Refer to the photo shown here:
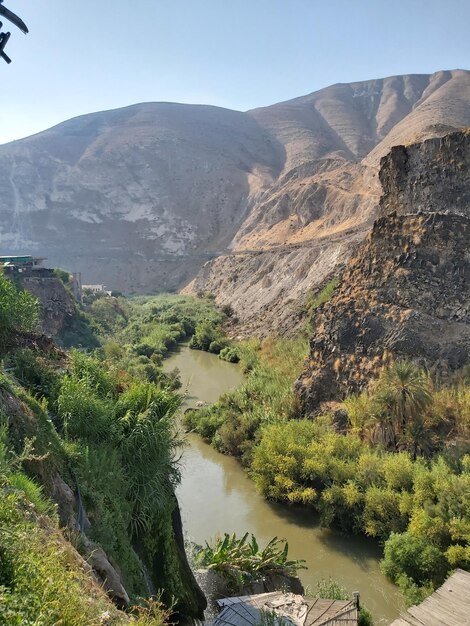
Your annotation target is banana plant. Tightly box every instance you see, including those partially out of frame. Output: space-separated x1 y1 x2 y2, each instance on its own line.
192 532 306 587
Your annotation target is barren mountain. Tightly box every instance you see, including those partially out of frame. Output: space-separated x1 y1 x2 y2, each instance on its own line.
0 104 282 291
189 70 470 334
0 70 469 322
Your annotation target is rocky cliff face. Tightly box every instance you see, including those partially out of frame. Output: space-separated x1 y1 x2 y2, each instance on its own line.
11 269 77 338
1 71 469 328
379 130 470 216
295 130 470 414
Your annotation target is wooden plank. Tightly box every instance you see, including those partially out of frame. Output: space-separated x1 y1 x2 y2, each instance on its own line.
319 606 357 625
218 593 282 608
390 570 470 626
410 601 467 626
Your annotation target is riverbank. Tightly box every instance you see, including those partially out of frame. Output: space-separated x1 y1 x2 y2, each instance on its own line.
163 344 403 624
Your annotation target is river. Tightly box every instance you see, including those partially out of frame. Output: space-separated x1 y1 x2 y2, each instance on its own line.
163 345 403 625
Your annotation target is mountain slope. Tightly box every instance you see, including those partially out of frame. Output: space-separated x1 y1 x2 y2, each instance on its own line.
0 103 282 291
188 70 470 334
0 70 469 318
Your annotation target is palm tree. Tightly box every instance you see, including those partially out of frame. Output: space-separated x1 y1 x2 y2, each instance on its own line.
373 361 433 456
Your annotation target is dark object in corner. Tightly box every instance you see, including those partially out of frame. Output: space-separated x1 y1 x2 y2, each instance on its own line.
0 0 29 64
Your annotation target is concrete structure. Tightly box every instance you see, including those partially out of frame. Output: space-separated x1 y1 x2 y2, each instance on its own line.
0 255 46 269
212 592 358 626
390 569 470 626
82 284 112 296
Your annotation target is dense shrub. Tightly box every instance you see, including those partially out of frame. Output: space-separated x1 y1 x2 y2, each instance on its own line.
219 346 240 363
192 533 305 591
381 532 448 587
189 321 221 351
11 348 61 400
208 338 227 354
0 274 38 349
57 376 115 441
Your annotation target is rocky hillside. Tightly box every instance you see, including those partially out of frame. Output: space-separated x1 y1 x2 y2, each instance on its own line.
188 70 470 334
0 70 469 329
295 130 470 415
13 269 77 337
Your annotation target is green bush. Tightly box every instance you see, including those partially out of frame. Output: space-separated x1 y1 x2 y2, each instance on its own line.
0 487 126 625
186 337 307 463
0 275 38 350
53 268 70 285
192 533 305 590
189 321 221 351
208 339 227 354
57 376 114 441
11 348 60 400
69 349 118 398
219 346 240 363
8 472 57 518
381 532 448 587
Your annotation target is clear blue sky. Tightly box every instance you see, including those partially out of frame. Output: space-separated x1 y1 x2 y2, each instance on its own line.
1 0 469 144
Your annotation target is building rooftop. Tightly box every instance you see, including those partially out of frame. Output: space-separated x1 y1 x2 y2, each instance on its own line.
213 592 358 626
0 255 46 262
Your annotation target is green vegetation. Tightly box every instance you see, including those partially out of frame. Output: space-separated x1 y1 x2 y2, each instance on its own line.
183 337 307 465
186 332 470 606
53 267 71 285
219 346 240 363
257 609 290 626
57 306 100 349
305 277 339 328
192 533 305 591
0 416 175 625
83 293 231 383
0 272 38 349
0 282 224 622
250 363 470 604
3 265 469 618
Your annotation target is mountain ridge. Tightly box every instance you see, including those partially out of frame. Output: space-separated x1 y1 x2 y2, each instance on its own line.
0 69 469 329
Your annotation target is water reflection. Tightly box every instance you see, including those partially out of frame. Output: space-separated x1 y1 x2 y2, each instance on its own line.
163 346 403 625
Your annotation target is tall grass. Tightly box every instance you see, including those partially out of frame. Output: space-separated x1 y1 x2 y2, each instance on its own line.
0 482 170 625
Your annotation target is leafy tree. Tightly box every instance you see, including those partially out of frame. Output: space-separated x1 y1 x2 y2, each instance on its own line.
189 320 221 351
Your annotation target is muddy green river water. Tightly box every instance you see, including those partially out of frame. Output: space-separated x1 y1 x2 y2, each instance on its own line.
163 345 403 625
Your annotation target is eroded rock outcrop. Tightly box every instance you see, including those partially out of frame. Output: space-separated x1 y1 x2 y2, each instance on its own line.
12 269 76 337
379 130 470 217
296 130 470 414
